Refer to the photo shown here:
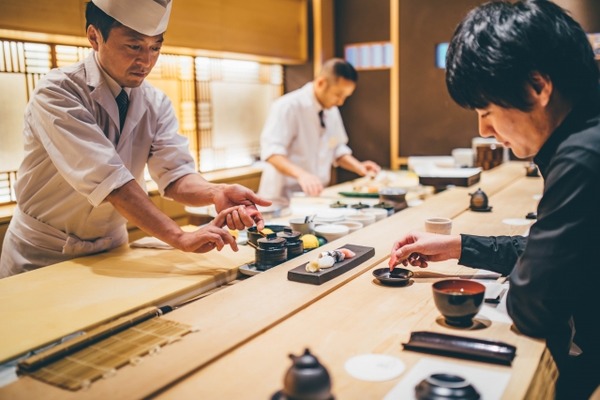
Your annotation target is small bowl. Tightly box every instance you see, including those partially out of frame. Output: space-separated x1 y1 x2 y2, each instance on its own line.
361 207 388 221
373 268 413 286
345 212 376 227
432 279 485 327
313 224 349 243
313 212 345 224
336 220 363 233
378 187 408 212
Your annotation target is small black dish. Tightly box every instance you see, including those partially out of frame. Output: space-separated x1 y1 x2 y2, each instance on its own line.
330 200 348 208
372 267 414 285
525 211 537 220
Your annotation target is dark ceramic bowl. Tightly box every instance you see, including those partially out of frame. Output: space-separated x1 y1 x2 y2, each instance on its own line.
432 279 485 327
378 188 408 212
415 373 480 400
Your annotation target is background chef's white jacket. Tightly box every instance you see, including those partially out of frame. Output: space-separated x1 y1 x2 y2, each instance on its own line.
0 52 196 276
258 82 352 201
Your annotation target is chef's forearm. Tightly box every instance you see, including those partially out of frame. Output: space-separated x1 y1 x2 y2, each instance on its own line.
336 154 364 175
163 173 221 206
107 180 183 244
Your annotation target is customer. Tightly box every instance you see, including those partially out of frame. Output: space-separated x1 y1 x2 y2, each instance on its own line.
258 58 380 202
389 1 600 398
0 0 270 278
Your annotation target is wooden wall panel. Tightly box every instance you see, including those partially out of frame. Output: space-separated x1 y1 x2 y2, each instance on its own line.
0 0 87 36
334 0 391 183
0 0 307 63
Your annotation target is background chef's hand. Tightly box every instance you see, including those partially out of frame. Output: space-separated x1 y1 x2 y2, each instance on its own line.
212 184 271 231
298 172 324 197
389 231 462 270
360 160 381 177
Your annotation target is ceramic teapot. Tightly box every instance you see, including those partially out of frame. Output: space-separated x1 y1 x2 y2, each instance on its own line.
468 188 491 211
280 349 333 400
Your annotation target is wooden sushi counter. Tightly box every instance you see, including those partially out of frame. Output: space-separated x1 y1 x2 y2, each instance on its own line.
0 162 555 399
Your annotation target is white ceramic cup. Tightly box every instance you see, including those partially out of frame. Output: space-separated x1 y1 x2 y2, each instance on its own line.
425 217 452 235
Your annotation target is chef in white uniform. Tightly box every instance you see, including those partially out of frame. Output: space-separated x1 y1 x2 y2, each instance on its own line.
258 58 381 203
0 0 270 278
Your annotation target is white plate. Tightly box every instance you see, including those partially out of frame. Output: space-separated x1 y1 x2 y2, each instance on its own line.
344 354 405 382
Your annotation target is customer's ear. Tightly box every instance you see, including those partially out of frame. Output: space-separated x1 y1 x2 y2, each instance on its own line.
529 71 552 107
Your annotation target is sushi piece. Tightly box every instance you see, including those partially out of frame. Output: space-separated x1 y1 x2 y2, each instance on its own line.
306 260 320 273
338 248 356 259
319 250 345 262
305 254 336 273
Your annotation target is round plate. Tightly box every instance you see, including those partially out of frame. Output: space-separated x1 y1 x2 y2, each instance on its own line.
344 354 405 381
372 267 413 285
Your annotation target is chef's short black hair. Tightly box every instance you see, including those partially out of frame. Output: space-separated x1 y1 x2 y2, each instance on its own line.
322 58 359 83
446 0 599 111
85 1 123 40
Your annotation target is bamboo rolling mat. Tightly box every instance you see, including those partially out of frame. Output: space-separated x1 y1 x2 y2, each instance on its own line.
23 318 195 391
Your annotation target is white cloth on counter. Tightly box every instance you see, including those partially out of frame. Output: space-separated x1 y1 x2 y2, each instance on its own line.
130 236 174 250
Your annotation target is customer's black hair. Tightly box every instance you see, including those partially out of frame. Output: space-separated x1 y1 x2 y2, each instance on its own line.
446 0 599 111
85 1 122 40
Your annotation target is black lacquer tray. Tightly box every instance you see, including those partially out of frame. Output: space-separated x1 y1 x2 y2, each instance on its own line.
287 244 375 285
402 331 516 366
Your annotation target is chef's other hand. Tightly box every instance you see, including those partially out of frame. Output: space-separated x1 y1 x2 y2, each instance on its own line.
361 160 381 177
174 224 236 254
389 231 462 270
298 172 324 197
213 184 271 231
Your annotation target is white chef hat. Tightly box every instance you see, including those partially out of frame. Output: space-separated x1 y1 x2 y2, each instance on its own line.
92 0 172 36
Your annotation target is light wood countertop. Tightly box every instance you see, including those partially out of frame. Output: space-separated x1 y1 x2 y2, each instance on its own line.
0 162 547 399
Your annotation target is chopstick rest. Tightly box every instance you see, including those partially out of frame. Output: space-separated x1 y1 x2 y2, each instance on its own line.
402 331 516 366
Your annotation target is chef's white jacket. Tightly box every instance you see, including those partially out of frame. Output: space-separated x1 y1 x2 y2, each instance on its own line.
258 83 352 201
0 52 196 277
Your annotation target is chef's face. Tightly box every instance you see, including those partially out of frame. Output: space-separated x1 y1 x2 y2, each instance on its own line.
87 24 163 88
315 77 356 109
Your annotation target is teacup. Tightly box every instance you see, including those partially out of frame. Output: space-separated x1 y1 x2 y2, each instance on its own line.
425 217 452 235
432 279 485 327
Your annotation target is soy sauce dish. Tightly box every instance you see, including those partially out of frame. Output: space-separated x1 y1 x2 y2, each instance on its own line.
372 267 414 286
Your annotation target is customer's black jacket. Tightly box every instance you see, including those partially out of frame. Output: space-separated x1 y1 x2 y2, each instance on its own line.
459 94 600 398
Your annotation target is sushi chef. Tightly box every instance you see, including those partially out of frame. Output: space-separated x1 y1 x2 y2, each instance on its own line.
389 1 600 398
0 0 270 278
258 58 381 202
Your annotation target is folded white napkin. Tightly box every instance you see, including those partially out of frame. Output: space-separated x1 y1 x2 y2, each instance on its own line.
129 236 174 250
